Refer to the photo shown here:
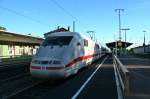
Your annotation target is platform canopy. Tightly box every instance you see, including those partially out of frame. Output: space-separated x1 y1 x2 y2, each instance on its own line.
0 30 43 45
106 41 132 50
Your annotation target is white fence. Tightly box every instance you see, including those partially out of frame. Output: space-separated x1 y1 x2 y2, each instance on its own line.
113 55 130 96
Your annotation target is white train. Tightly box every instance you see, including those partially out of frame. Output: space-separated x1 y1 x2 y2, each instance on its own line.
30 32 101 79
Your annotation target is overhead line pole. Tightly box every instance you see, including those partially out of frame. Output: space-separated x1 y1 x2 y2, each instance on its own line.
143 30 146 53
121 28 130 55
121 28 130 48
73 21 75 32
115 9 124 41
87 31 95 41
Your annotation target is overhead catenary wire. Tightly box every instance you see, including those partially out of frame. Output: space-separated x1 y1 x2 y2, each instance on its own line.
0 1 87 30
48 0 99 41
49 0 77 20
0 1 94 38
48 0 87 29
0 6 49 27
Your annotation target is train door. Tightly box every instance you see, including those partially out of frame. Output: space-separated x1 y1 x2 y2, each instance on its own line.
84 39 90 64
72 37 83 73
75 39 82 69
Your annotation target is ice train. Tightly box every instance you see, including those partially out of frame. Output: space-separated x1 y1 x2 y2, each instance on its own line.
30 32 101 79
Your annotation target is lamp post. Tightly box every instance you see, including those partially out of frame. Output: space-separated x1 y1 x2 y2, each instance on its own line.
121 28 130 48
143 30 146 53
114 34 118 56
121 28 130 55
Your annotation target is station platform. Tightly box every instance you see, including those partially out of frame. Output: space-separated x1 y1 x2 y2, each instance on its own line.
118 55 150 99
78 57 117 99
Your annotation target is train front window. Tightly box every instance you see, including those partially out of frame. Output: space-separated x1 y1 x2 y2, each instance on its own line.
42 36 73 46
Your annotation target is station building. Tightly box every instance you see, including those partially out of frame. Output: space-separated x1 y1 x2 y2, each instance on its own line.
0 30 43 57
44 26 70 37
132 45 150 54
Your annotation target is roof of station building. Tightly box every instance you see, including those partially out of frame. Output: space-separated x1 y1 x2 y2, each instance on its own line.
0 30 43 45
44 27 70 37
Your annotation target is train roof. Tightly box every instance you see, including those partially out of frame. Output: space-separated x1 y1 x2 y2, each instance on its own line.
45 32 87 39
45 31 96 44
46 32 79 36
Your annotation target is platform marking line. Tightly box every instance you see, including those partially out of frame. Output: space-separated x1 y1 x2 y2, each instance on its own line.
113 63 123 99
71 56 108 99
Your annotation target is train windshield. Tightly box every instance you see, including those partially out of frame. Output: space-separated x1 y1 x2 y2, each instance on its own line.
42 36 73 46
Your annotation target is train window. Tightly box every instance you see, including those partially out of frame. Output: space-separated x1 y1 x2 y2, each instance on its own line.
84 39 88 46
42 36 73 46
77 42 81 46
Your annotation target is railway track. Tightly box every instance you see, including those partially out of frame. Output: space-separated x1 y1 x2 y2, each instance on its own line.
0 56 106 99
0 60 42 99
0 73 30 83
0 64 29 80
0 75 41 99
0 61 30 70
7 58 105 99
0 59 31 79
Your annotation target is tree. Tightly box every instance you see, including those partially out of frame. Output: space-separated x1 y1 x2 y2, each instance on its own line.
0 26 6 31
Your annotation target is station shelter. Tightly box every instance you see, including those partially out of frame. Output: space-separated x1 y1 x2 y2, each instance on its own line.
106 40 132 55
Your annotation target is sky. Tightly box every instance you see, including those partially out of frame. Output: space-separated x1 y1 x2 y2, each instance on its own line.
0 0 150 48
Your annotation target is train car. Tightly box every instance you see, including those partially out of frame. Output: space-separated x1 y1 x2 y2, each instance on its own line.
30 32 101 79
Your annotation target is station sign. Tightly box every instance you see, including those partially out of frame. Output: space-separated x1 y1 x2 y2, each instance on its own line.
118 42 122 47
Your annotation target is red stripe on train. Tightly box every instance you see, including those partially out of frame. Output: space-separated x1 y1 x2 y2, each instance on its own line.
31 66 41 69
65 54 99 67
31 53 100 70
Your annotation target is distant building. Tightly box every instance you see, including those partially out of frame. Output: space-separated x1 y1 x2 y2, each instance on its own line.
0 30 43 57
132 45 150 54
44 26 70 37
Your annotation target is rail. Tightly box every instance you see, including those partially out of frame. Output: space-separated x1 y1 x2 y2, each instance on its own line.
113 55 130 96
0 55 32 63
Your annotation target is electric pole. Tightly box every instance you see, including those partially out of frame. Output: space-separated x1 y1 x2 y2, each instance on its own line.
115 9 124 41
121 28 130 48
121 28 130 55
73 21 75 32
87 31 95 41
143 30 146 53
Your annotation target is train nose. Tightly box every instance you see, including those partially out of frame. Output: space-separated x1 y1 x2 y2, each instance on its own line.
30 66 66 79
31 58 62 65
30 58 67 78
